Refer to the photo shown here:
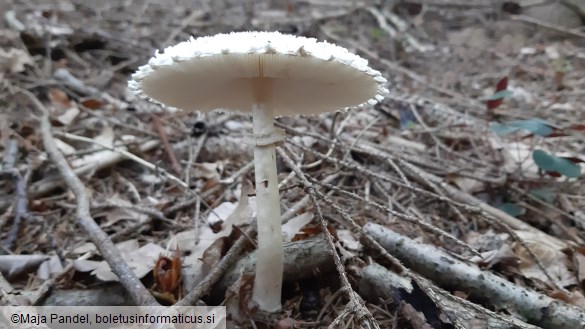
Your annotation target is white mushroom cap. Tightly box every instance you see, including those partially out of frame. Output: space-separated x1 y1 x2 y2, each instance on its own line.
129 31 388 116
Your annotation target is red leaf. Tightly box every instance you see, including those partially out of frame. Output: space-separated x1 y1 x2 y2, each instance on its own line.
80 98 103 109
486 77 508 111
568 124 585 132
495 77 508 92
544 129 568 138
486 98 503 111
562 157 585 164
544 124 585 137
546 171 562 178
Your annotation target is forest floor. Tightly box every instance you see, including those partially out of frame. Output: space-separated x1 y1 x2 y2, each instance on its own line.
1 1 585 328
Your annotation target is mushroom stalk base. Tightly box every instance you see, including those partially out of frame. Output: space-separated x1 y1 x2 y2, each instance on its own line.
251 102 284 312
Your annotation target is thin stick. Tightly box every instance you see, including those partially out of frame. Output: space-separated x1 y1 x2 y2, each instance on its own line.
22 89 158 306
277 147 379 329
151 114 182 175
175 225 256 306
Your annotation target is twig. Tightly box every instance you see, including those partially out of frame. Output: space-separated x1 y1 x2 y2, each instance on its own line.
510 14 585 39
185 132 208 186
299 159 479 256
364 7 433 53
175 225 256 307
54 130 224 221
277 147 380 329
21 89 158 306
151 114 182 176
55 131 189 190
0 137 19 169
321 27 483 110
0 139 161 211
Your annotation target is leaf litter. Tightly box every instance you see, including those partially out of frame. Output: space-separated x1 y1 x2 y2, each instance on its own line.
1 0 585 327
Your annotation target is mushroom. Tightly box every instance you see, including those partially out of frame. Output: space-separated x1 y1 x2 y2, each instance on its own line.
129 31 388 312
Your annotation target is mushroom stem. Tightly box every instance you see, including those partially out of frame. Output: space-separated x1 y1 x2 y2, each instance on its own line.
251 102 284 312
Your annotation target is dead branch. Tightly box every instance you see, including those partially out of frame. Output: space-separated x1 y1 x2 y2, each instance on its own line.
0 169 28 252
214 235 334 297
364 223 585 329
22 89 158 306
359 263 540 329
0 138 29 252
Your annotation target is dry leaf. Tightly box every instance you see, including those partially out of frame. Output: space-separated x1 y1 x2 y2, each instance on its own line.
48 88 80 126
549 289 585 309
572 246 585 284
275 318 298 329
293 223 337 241
37 255 67 280
92 206 147 228
206 202 238 226
337 229 362 252
446 175 485 194
0 255 49 280
153 248 181 294
282 213 313 242
80 98 104 109
202 237 227 272
71 125 119 168
225 273 257 323
180 182 254 292
514 231 577 287
73 241 166 282
194 162 224 180
0 48 32 73
207 181 254 238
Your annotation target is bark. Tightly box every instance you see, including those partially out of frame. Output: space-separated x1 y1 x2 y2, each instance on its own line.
364 223 585 329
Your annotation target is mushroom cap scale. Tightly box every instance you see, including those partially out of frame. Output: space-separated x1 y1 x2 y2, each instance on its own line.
129 32 388 116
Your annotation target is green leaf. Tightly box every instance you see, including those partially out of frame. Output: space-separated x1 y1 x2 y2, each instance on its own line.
490 122 518 135
498 203 525 217
490 119 553 136
529 188 555 203
483 90 513 101
507 119 553 136
532 150 582 178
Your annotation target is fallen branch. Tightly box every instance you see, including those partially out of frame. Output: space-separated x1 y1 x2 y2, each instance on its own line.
213 235 334 296
0 138 29 252
359 263 539 329
22 89 158 306
35 236 334 307
364 223 585 329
